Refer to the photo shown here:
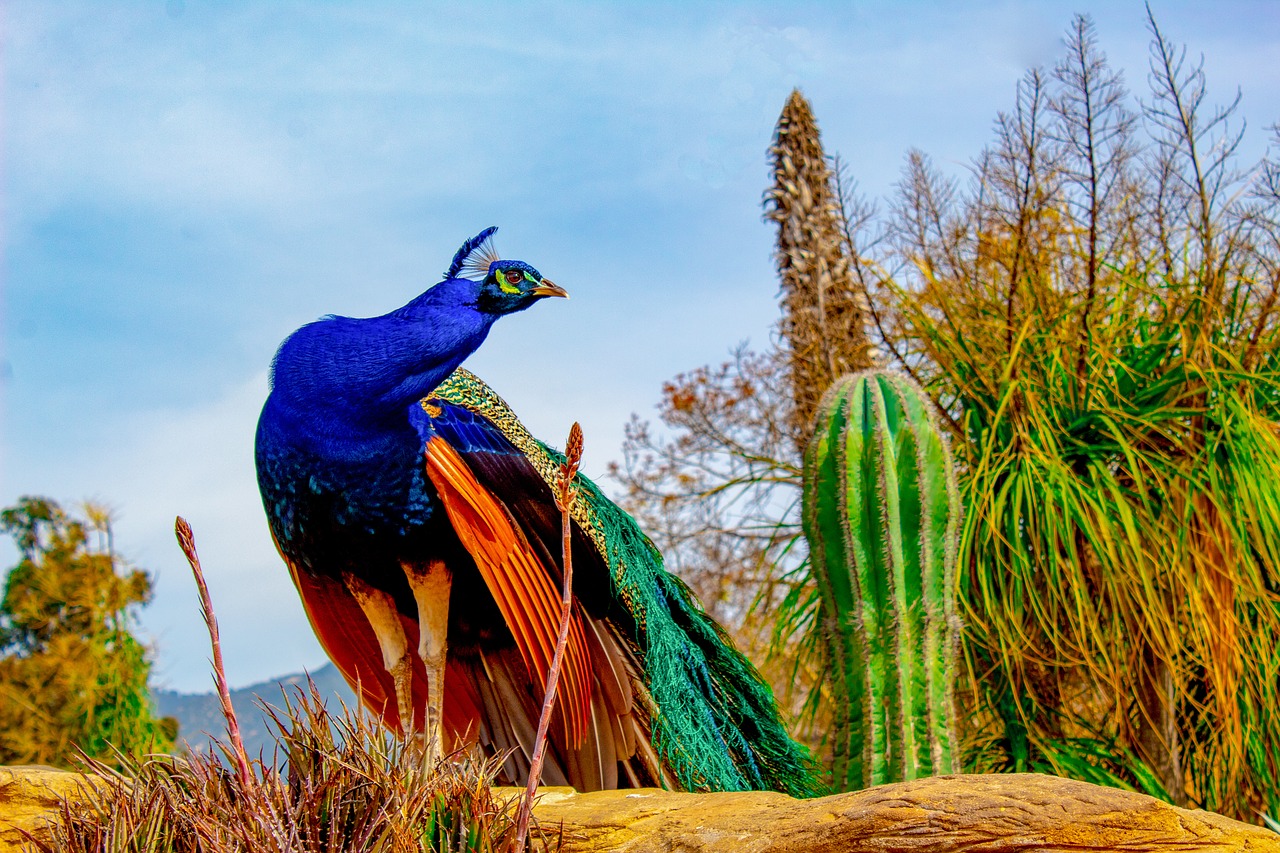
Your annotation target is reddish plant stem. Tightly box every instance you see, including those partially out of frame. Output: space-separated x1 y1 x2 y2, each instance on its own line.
512 423 582 852
175 516 254 790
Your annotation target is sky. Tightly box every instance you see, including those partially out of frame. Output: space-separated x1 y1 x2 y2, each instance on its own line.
4 1 1279 694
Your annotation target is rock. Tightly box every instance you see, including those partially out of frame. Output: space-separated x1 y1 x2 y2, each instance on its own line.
502 774 1279 853
0 766 98 853
2 766 1275 852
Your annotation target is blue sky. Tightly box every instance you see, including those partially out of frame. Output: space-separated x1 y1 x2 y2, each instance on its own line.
4 1 1279 693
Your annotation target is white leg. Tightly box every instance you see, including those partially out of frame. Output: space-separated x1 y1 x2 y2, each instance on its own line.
344 573 415 735
405 560 452 767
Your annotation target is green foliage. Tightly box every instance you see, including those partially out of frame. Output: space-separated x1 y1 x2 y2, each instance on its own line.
851 14 1280 818
901 267 1280 817
763 12 1280 822
801 371 960 790
39 685 511 853
0 496 176 767
613 12 1279 821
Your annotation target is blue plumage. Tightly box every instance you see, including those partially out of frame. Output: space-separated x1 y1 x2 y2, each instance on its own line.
258 279 491 540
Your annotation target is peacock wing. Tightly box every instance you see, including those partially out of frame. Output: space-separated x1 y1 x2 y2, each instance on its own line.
426 368 823 797
414 382 661 791
411 399 596 752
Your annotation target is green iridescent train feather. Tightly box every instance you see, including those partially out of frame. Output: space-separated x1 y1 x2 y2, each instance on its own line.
430 369 822 797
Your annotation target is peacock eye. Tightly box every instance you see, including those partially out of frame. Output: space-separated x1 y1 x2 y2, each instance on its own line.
504 270 523 285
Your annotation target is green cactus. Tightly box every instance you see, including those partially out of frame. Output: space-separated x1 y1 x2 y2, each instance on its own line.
802 370 961 790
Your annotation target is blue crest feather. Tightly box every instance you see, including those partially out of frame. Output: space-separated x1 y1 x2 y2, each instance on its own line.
445 227 500 280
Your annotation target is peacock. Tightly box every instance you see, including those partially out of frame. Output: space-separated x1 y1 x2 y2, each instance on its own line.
254 227 818 795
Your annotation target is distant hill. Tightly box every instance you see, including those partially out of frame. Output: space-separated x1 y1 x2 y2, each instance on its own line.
153 663 359 759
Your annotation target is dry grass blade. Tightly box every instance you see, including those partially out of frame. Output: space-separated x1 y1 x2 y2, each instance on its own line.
512 422 583 853
174 515 253 791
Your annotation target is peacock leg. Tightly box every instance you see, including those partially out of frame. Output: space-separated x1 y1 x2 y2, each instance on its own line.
405 560 452 768
344 573 415 735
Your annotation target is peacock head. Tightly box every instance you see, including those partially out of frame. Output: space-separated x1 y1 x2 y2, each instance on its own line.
444 226 568 315
477 259 568 314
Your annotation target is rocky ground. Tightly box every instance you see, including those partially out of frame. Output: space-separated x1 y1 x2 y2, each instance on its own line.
3 766 1277 852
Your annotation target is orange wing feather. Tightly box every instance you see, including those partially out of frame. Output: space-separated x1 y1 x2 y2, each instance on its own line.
424 435 592 747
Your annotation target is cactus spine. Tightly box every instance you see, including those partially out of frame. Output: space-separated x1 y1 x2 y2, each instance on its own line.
802 370 960 790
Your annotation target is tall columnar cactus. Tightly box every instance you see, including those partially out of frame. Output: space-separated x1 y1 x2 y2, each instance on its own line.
802 370 961 790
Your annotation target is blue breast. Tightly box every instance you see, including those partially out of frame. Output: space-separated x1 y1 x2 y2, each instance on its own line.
255 403 437 564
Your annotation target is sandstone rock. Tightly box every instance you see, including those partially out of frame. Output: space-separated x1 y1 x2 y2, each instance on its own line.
2 766 1275 852
502 774 1279 853
0 766 97 853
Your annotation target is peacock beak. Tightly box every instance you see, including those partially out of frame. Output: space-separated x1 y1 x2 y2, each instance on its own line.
530 280 569 299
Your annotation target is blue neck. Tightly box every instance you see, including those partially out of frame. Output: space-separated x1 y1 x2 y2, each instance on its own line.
265 277 496 435
256 276 505 544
